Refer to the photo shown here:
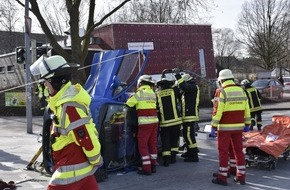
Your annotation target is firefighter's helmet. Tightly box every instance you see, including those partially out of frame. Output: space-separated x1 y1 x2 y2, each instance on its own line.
218 69 234 81
137 74 154 86
241 79 250 86
161 73 175 81
30 55 79 79
182 73 193 82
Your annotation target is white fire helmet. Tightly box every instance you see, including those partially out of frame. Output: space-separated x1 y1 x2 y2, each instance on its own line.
137 74 154 86
30 55 79 79
241 79 250 86
218 69 234 81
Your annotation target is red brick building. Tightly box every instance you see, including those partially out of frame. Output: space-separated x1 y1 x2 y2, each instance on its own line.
90 23 216 79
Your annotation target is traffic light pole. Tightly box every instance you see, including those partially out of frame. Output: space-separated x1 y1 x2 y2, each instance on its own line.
25 0 32 134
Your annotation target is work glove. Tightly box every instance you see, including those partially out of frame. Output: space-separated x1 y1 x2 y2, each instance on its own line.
172 68 181 74
210 127 217 138
244 125 250 132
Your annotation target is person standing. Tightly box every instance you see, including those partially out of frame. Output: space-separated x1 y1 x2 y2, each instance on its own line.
156 75 182 166
125 75 159 175
278 75 284 87
241 79 263 131
211 69 251 186
212 81 251 179
174 71 200 162
30 55 103 190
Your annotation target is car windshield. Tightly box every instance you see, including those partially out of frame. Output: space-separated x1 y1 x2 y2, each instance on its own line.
252 80 268 88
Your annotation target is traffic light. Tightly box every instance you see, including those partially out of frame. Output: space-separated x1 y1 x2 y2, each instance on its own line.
16 47 25 64
36 47 47 59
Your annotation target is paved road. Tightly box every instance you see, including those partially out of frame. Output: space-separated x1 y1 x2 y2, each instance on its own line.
1 101 290 190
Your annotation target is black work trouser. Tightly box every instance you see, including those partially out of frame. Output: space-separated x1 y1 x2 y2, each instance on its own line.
250 110 262 130
182 121 198 155
160 124 181 158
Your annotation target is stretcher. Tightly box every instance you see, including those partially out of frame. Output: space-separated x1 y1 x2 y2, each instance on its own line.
243 115 290 170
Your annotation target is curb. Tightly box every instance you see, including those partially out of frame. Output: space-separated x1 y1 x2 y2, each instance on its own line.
263 108 290 111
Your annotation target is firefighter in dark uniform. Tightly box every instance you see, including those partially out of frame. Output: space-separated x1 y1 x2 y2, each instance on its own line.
156 75 182 167
241 79 263 131
174 70 200 162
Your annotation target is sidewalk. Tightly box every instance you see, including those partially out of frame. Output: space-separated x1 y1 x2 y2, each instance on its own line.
0 116 47 189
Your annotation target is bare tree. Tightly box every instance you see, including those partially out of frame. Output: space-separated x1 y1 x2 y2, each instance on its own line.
0 0 20 32
107 0 214 24
38 1 90 36
0 0 22 53
212 28 241 69
237 0 290 70
15 0 131 84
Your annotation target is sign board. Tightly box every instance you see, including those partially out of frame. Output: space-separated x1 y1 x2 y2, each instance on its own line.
199 49 206 77
25 16 32 35
5 92 26 107
128 42 154 50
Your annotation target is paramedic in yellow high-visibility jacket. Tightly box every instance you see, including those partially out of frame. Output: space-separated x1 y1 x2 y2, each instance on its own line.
126 74 159 176
211 69 251 186
30 55 103 190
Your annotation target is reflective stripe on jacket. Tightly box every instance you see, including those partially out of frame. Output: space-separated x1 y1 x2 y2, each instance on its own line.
244 86 262 112
48 82 102 185
211 80 251 131
126 85 158 126
156 87 182 127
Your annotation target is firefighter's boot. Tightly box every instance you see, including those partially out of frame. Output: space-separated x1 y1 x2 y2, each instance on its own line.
163 156 170 167
184 148 199 162
250 120 255 130
257 124 262 131
171 153 176 164
181 151 188 158
151 165 157 173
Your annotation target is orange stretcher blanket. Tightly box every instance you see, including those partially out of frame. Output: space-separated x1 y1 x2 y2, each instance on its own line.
243 115 290 159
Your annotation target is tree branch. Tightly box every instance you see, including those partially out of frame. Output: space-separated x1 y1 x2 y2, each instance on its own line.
81 0 131 40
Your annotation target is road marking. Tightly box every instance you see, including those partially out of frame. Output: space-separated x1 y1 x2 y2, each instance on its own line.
246 182 290 190
272 175 290 180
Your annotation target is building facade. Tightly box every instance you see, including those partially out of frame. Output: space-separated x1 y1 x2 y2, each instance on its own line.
90 23 216 79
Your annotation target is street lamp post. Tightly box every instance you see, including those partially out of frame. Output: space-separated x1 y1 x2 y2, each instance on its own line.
25 0 32 134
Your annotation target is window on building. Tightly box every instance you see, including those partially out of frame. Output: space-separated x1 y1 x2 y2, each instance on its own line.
7 65 15 73
0 66 5 74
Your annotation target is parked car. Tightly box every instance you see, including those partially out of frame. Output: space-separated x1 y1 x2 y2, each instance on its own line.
283 77 290 92
251 79 283 99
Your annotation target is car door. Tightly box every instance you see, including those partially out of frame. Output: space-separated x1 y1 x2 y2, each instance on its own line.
274 80 283 98
269 80 276 97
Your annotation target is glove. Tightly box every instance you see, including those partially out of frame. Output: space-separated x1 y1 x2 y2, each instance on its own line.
210 127 216 138
244 125 250 132
172 68 181 74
